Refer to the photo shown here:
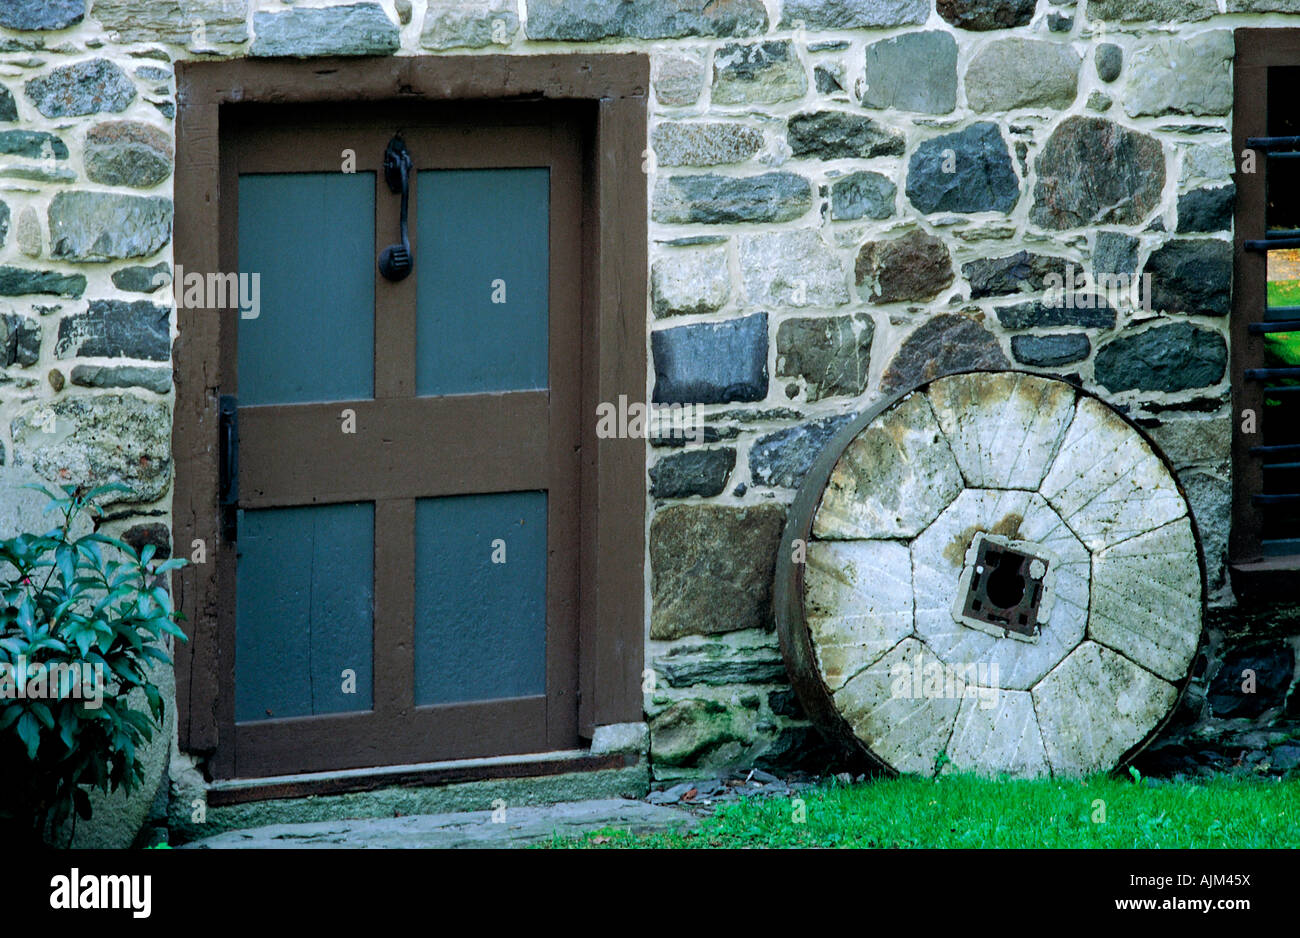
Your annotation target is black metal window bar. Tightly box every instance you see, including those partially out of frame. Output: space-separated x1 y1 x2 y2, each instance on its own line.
1242 134 1300 558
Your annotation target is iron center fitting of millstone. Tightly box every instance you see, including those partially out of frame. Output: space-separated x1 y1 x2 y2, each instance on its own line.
952 534 1055 644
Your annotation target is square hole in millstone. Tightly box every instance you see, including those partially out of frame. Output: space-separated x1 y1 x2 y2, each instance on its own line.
954 534 1051 643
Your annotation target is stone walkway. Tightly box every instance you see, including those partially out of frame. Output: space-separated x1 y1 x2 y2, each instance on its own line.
182 798 696 849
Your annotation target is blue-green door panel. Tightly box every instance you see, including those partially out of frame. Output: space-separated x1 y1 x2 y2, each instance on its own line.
414 491 548 706
415 168 550 396
238 172 376 406
235 502 374 722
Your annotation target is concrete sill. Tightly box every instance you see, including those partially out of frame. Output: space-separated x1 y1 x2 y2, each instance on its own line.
207 750 640 807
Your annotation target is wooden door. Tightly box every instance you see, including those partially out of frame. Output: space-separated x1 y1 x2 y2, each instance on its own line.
217 104 583 777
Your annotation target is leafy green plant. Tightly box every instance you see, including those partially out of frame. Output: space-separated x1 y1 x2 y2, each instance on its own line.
0 483 187 847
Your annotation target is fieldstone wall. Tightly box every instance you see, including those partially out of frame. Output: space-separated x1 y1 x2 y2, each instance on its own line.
0 0 1295 830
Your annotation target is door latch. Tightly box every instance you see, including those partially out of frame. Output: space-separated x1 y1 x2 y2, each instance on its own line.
378 134 413 281
219 394 238 541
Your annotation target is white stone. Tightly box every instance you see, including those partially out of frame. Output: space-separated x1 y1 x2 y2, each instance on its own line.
1040 397 1187 551
912 489 1088 691
590 722 650 756
813 392 962 540
945 689 1051 779
804 539 914 690
1123 31 1234 118
738 229 850 308
1183 140 1233 184
1089 517 1201 683
833 638 963 777
926 372 1077 491
651 246 730 318
1032 641 1177 776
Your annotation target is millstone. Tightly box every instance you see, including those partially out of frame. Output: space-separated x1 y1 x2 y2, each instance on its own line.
775 371 1204 778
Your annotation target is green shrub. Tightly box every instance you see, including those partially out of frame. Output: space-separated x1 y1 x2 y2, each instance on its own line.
0 484 187 847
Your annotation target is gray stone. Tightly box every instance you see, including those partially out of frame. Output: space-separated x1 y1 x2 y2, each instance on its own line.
122 522 171 559
880 314 1010 393
0 0 84 30
652 246 729 317
1087 92 1112 113
1094 323 1227 394
1011 334 1091 367
861 31 958 115
84 120 172 188
10 394 172 504
1124 32 1233 118
712 41 806 105
420 0 518 50
70 364 172 395
652 122 763 167
995 298 1116 330
1229 0 1300 8
1208 645 1294 718
738 229 850 308
394 0 413 24
814 392 960 539
787 111 905 160
855 229 954 304
830 171 896 221
654 53 706 106
649 448 736 498
650 503 786 639
112 262 170 294
651 172 811 224
252 3 400 57
1179 468 1229 591
780 0 927 28
1094 232 1139 276
0 201 7 249
25 59 136 118
936 0 1035 29
1144 239 1231 316
0 266 85 298
965 39 1081 112
1030 117 1164 229
92 0 249 44
964 251 1068 299
0 86 16 122
0 165 76 183
1148 416 1230 470
815 66 843 95
1096 43 1122 83
751 415 857 489
1048 12 1073 30
649 698 747 767
1184 141 1233 183
651 314 768 405
526 0 767 40
906 122 1020 215
0 314 41 367
655 643 787 687
0 130 67 159
1176 185 1234 233
48 191 172 261
1089 0 1216 19
14 207 37 258
56 300 171 361
776 314 874 402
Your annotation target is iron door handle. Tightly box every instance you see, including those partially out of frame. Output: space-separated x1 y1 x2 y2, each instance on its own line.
378 134 413 281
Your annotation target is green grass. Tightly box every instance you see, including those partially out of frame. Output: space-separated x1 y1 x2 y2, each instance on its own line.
547 774 1300 848
1267 278 1300 308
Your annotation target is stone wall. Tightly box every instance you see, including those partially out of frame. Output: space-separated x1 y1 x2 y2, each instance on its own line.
0 0 1295 835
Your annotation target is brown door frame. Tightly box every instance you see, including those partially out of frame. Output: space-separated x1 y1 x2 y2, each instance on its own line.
172 55 649 776
1231 29 1300 598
